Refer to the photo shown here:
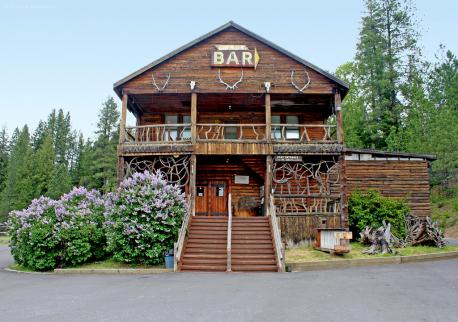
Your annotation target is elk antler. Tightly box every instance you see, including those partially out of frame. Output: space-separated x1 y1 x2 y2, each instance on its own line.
290 69 311 93
152 72 171 92
217 68 243 90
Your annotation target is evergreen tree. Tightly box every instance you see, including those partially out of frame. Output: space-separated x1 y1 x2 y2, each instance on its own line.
0 127 9 191
47 163 72 199
90 97 120 192
31 120 48 151
0 126 34 215
31 133 55 197
354 0 421 149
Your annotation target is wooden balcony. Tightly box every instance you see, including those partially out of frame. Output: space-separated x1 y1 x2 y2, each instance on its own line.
119 123 341 156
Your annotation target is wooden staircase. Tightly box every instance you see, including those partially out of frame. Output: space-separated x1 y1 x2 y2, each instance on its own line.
180 216 228 272
231 217 278 272
179 216 278 272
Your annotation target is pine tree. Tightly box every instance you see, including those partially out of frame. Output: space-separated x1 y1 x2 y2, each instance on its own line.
90 97 120 192
47 163 72 199
0 126 34 215
354 0 421 149
32 133 55 197
0 128 9 207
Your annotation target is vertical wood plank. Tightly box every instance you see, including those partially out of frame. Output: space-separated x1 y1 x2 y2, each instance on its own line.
191 92 197 144
335 91 344 144
119 93 128 144
265 93 271 143
190 154 197 216
264 155 273 215
117 156 124 187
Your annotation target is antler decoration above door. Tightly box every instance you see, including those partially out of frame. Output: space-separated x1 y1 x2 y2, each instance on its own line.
217 68 243 90
290 69 311 93
151 72 171 92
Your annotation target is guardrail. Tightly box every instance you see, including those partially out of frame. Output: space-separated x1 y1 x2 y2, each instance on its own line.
271 124 336 143
125 124 192 144
197 123 266 141
269 195 285 272
226 193 232 272
174 195 192 272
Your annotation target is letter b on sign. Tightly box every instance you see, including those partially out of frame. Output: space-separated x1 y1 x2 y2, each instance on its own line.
213 51 224 65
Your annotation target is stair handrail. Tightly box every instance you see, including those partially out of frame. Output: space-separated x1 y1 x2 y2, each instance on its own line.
174 194 192 272
227 193 232 272
269 195 285 272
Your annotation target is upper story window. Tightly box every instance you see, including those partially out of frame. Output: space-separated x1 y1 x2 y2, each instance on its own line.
272 115 300 140
224 121 238 140
165 114 191 141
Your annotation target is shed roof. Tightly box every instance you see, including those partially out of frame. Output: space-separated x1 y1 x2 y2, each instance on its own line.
113 21 349 98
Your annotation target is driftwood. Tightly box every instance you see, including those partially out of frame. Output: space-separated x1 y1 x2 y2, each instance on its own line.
360 215 445 255
360 221 399 255
404 214 445 248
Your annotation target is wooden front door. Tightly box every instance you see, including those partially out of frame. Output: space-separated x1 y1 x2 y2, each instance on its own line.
195 181 228 216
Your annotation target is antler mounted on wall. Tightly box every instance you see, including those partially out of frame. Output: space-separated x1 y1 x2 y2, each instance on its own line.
290 69 311 93
217 68 243 90
151 72 171 92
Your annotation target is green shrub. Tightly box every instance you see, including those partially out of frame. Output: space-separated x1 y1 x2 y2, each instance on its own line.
348 189 410 239
8 187 112 271
106 171 187 265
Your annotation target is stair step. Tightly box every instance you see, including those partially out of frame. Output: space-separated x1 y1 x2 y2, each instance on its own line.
188 230 227 235
185 244 226 250
232 254 276 259
231 227 271 231
184 254 227 259
232 240 273 244
232 259 277 265
232 265 278 272
182 258 227 265
184 248 227 254
232 249 275 254
187 234 227 239
181 264 227 271
231 235 272 240
186 238 227 244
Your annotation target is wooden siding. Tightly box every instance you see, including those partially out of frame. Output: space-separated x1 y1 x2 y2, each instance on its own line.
346 160 431 217
121 28 336 95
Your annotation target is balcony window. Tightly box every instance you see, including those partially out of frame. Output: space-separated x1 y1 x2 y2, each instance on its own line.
165 114 190 141
272 115 300 140
224 122 238 140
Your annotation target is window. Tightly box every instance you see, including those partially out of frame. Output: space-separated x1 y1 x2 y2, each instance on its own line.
271 115 300 140
164 114 190 141
286 115 300 139
216 186 225 197
224 121 238 140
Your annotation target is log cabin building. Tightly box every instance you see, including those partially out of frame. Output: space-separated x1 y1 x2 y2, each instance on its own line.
114 22 435 272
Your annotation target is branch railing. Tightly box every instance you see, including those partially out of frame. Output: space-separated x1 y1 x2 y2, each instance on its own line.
271 124 336 143
125 124 191 144
226 193 232 272
174 195 192 272
269 195 284 272
122 123 337 144
197 123 266 141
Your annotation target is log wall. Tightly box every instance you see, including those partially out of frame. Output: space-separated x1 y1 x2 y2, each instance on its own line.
346 160 431 217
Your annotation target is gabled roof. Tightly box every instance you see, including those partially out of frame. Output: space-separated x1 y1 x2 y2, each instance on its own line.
113 21 349 97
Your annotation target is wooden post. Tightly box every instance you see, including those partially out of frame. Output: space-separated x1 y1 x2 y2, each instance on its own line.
339 154 349 231
117 156 124 186
191 92 197 144
335 91 344 144
265 93 271 143
190 154 197 216
264 155 273 216
119 93 128 144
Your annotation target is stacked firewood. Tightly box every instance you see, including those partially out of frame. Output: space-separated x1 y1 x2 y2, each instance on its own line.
404 214 445 248
360 215 445 255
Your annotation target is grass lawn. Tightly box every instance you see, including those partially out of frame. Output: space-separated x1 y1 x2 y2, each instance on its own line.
0 236 10 245
286 242 458 263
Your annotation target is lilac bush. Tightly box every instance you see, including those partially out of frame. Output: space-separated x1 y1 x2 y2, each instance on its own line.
106 171 187 265
8 187 113 271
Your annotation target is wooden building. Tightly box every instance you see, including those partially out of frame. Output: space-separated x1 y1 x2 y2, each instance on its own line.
114 22 434 272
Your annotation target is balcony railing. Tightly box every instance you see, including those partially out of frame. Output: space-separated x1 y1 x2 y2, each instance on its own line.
271 124 336 143
197 123 266 142
125 124 191 144
122 124 337 144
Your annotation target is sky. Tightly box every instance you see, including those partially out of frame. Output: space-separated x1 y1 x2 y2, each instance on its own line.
1 0 457 138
